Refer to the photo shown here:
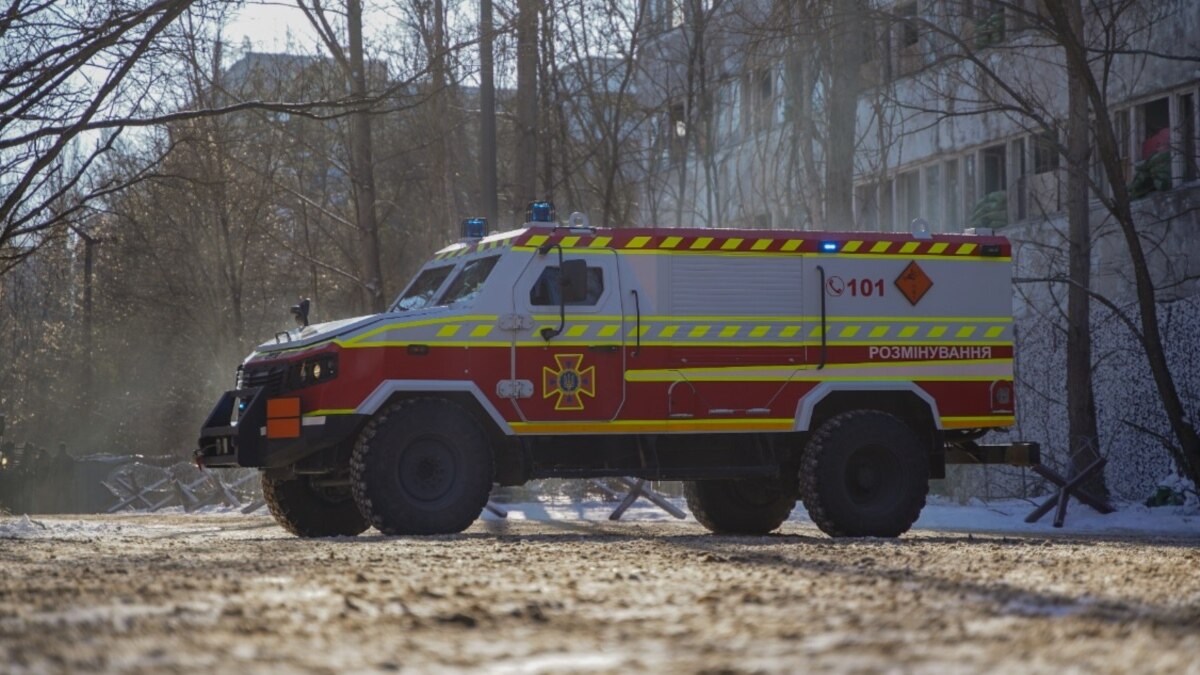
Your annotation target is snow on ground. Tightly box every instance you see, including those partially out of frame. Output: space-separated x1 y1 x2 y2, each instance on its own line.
3 495 1197 539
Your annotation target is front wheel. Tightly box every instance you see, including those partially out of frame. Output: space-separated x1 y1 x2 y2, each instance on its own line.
262 472 370 537
798 410 929 538
350 398 493 535
685 474 797 535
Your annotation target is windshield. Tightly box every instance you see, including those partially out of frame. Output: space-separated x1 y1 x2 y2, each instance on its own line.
440 256 500 305
394 265 453 311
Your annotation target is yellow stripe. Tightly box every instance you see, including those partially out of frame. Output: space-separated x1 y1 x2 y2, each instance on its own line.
688 325 711 338
626 370 1013 383
597 325 619 338
955 326 977 338
470 325 494 338
898 326 919 338
606 314 1009 323
690 236 713 250
780 325 802 338
436 324 462 337
928 242 948 254
661 236 683 249
751 239 772 251
628 326 649 338
899 242 920 254
750 325 771 338
842 240 863 253
627 235 651 249
565 324 588 338
719 325 740 338
591 248 1010 262
927 326 947 338
956 243 978 255
304 408 357 416
527 234 548 248
781 239 803 252
560 235 580 248
659 325 679 338
985 326 1005 338
838 325 861 338
941 415 1014 429
870 241 891 253
808 326 824 337
869 326 889 338
590 236 613 248
510 419 796 435
720 238 744 251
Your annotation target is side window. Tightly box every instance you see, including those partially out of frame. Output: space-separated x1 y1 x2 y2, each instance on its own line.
529 265 605 306
395 265 453 311
440 256 500 305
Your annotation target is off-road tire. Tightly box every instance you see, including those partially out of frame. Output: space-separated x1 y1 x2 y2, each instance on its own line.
799 410 929 538
684 474 798 535
261 472 369 538
350 398 493 535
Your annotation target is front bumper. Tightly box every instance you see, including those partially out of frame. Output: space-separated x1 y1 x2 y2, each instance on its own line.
195 387 363 469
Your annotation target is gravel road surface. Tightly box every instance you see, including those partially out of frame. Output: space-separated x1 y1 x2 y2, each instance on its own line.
2 514 1199 673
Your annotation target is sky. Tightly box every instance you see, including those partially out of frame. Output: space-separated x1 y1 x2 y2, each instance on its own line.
224 2 323 54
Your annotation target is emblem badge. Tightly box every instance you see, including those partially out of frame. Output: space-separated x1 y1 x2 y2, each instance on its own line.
542 354 596 411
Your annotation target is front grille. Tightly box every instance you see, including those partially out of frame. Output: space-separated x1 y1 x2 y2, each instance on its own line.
241 365 287 396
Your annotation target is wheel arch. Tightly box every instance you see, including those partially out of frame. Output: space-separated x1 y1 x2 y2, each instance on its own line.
795 382 940 434
795 382 944 479
353 380 525 485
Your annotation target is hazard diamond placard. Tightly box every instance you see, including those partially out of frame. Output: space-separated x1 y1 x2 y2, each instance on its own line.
895 261 933 306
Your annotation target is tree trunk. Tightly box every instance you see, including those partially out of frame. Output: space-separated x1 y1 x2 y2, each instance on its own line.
432 0 458 234
823 0 863 228
515 0 539 215
1061 0 1106 496
347 0 384 312
1053 5 1200 489
479 0 498 225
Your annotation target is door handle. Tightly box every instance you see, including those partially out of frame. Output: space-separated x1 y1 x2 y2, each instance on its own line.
588 345 620 353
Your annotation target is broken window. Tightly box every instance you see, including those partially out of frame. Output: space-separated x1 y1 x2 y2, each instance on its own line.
970 145 1009 229
971 1 1005 48
1182 93 1197 182
944 159 960 229
739 67 775 133
924 164 941 230
895 3 922 77
899 170 920 228
669 102 686 166
1033 130 1059 174
1130 97 1171 197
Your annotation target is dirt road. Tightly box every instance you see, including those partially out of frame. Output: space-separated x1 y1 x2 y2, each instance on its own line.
2 514 1199 673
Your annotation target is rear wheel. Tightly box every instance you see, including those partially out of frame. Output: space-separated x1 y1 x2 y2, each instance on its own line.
351 398 493 535
685 474 797 535
262 472 369 537
799 410 929 538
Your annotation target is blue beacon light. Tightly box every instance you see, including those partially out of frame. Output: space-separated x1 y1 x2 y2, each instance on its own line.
820 241 840 252
462 217 487 238
527 201 556 223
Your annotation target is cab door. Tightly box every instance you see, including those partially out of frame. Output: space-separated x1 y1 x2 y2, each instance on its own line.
510 249 625 423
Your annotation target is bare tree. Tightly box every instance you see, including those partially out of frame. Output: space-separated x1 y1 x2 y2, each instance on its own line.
0 0 198 273
896 0 1200 489
298 0 387 312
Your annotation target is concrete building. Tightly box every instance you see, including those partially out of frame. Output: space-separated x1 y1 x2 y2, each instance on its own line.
635 1 1200 500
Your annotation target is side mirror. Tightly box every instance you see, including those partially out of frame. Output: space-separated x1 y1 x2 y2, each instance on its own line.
560 259 588 304
290 298 311 327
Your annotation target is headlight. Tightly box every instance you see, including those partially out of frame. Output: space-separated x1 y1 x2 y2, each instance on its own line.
287 353 338 390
